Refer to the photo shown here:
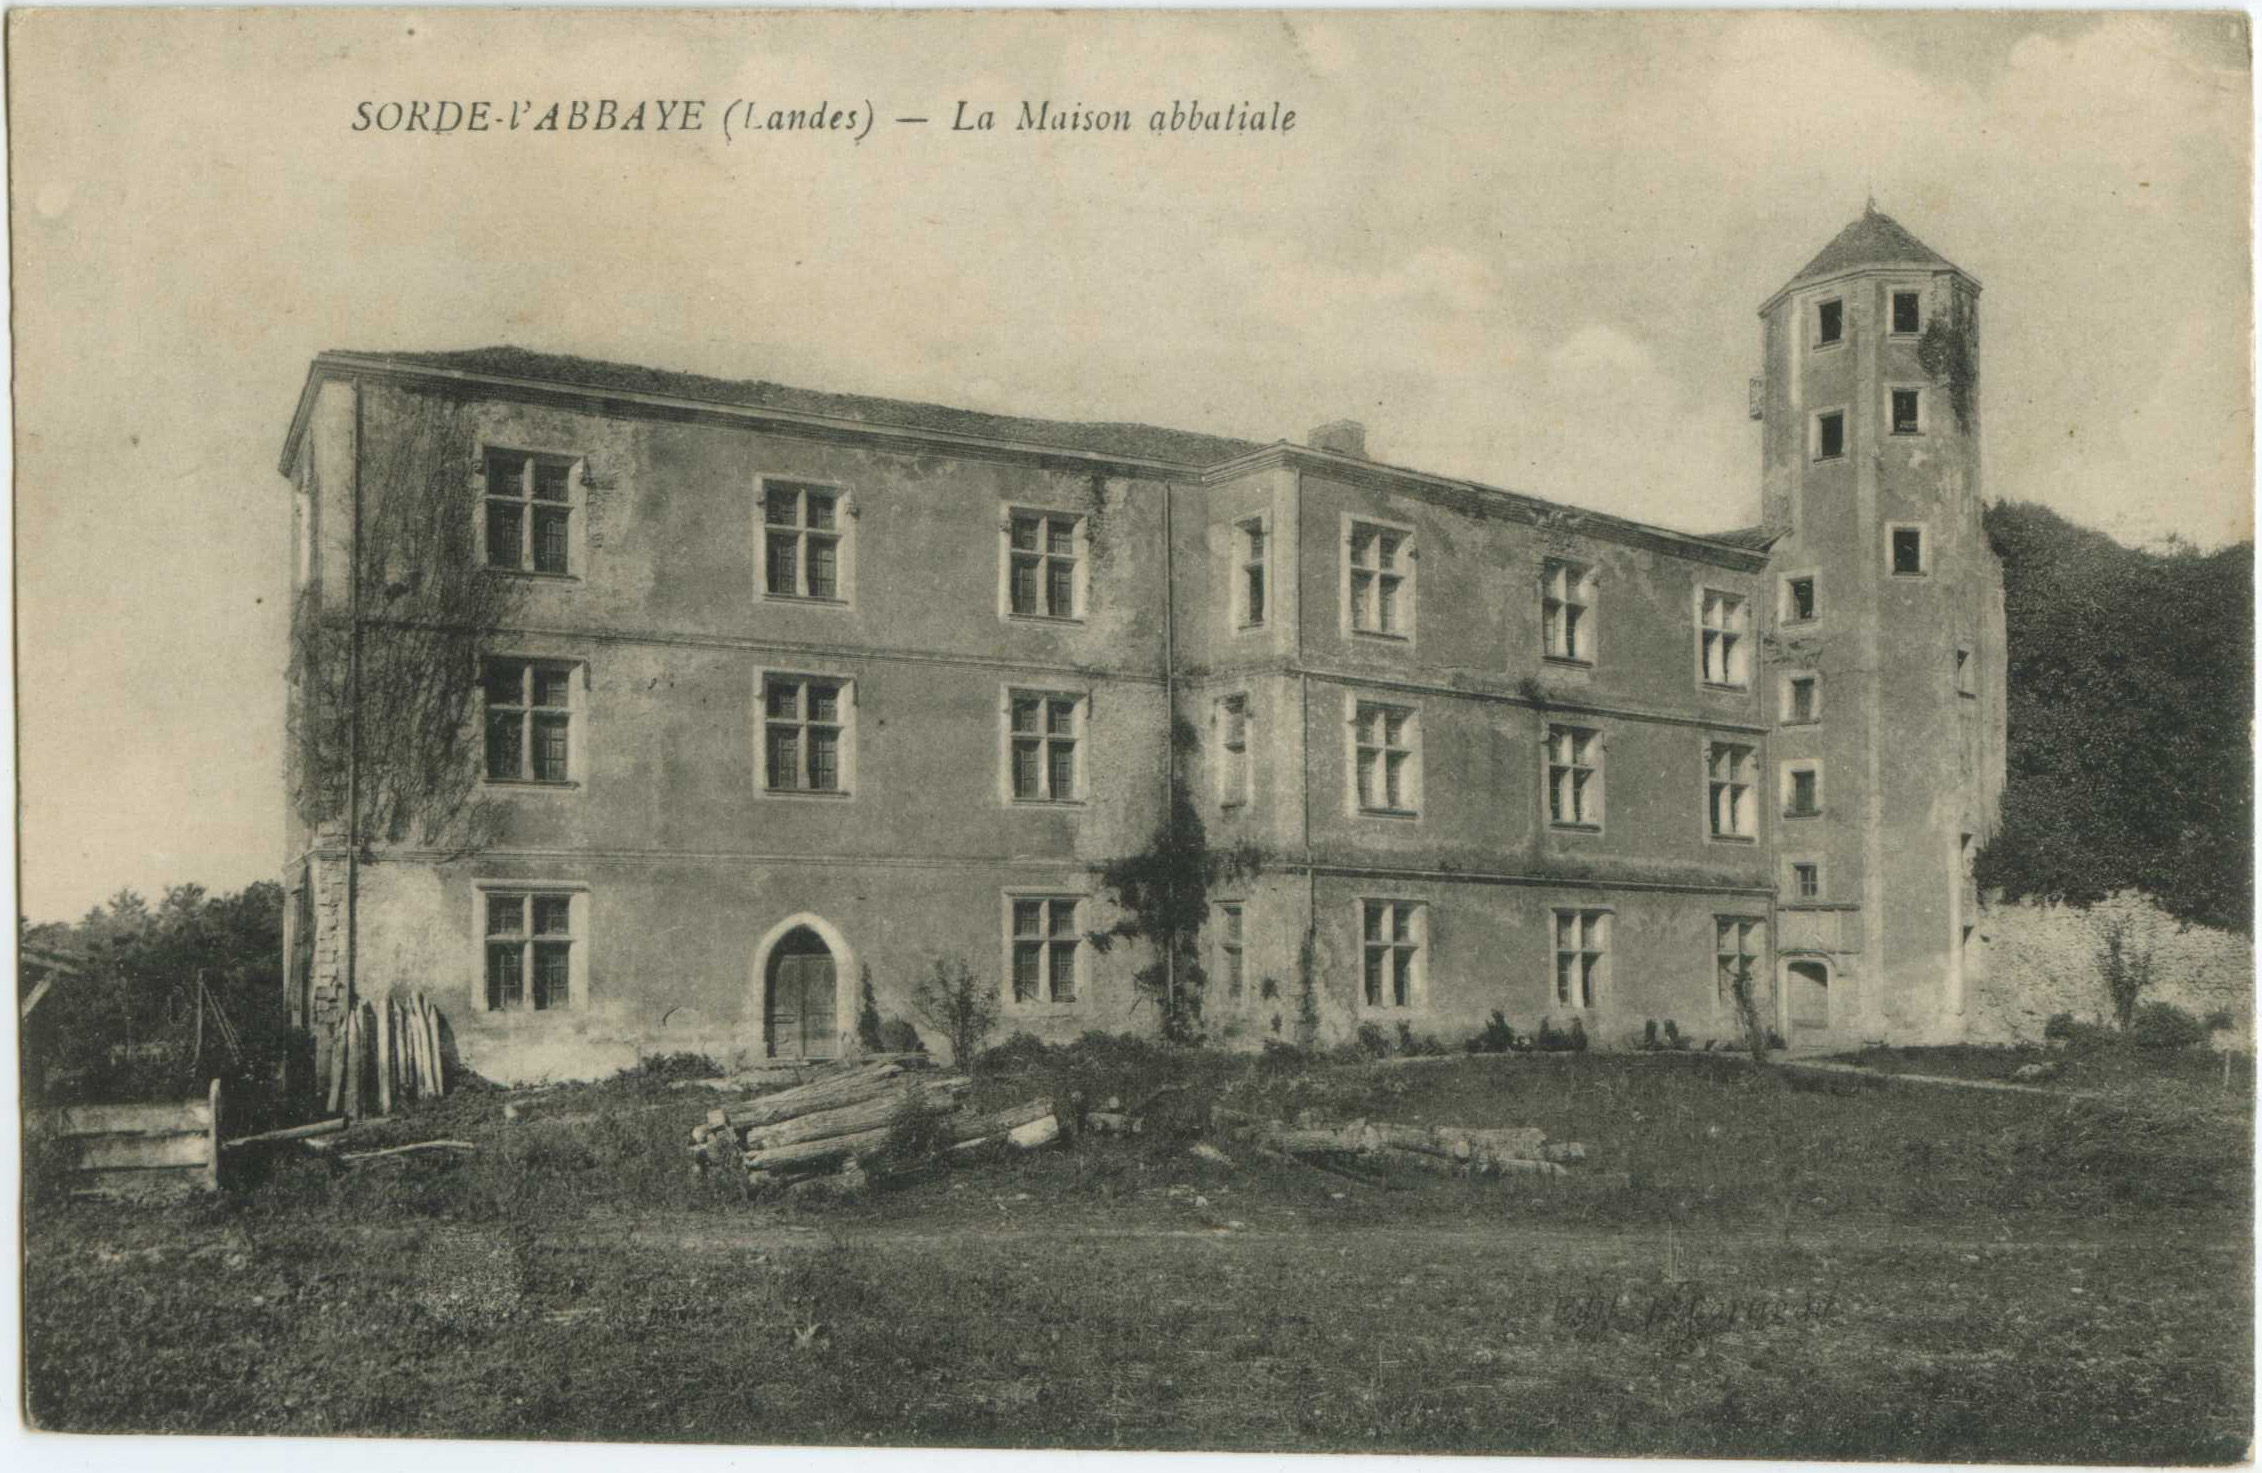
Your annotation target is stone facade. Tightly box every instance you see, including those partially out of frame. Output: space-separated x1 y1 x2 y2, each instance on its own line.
1970 891 2255 1048
280 210 2010 1084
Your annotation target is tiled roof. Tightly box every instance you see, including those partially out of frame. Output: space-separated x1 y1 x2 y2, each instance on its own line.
332 345 1267 468
1788 206 1958 286
1698 524 1784 552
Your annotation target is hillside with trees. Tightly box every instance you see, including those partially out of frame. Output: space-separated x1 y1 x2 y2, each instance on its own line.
1976 501 2252 933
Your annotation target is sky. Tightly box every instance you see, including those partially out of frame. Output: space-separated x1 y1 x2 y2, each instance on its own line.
9 7 2253 924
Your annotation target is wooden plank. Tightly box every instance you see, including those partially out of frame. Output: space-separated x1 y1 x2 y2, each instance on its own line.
57 1100 211 1137
76 1132 212 1170
424 998 444 1097
224 1117 346 1149
376 1000 394 1117
206 1078 222 1191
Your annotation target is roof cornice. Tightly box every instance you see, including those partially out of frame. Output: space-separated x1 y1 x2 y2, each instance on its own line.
1758 262 1983 317
1201 443 1770 570
278 352 1213 479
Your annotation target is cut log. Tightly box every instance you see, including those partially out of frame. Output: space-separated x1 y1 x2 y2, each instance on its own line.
1086 1111 1141 1135
341 1140 476 1163
943 1098 1058 1149
223 1118 346 1150
743 1124 894 1173
345 1008 364 1119
424 999 445 1097
713 1062 907 1129
741 1077 969 1151
1541 1141 1587 1164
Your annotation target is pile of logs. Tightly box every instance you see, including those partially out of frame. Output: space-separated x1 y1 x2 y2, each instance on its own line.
1212 1106 1589 1180
330 991 447 1118
687 1056 1061 1189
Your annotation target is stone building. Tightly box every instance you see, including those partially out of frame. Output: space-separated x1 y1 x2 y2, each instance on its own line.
278 207 2005 1084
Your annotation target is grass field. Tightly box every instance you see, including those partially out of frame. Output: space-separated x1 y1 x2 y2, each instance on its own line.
23 1045 2254 1459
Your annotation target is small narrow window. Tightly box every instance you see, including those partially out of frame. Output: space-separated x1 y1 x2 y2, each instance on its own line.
1362 900 1423 1010
1891 388 1922 436
1955 647 1975 695
1816 299 1844 346
1892 291 1922 335
1546 724 1602 828
1218 903 1246 1004
1792 862 1821 900
1542 558 1593 662
1784 576 1817 624
1237 519 1268 628
1891 526 1927 576
1219 695 1251 807
1553 909 1608 1010
1785 676 1818 725
1816 411 1846 461
1787 766 1821 817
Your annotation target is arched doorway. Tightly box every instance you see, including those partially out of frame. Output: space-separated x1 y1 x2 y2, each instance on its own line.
764 926 838 1060
1786 960 1831 1033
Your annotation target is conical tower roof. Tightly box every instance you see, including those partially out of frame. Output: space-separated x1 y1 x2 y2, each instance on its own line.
1786 202 1961 286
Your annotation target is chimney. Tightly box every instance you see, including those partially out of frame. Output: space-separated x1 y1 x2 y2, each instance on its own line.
1308 419 1367 458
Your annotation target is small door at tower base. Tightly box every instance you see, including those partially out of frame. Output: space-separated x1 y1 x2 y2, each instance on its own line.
1787 960 1831 1033
766 927 838 1060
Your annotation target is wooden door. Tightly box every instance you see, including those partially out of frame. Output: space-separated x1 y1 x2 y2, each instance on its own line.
766 931 837 1060
1787 961 1830 1032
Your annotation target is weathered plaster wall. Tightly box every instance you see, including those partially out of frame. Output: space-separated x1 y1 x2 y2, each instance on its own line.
1969 891 2254 1047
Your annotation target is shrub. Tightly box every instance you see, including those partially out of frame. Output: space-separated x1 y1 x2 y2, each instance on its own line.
2043 1011 2079 1040
1393 1023 1450 1057
1466 1010 1517 1054
910 955 1000 1068
2203 1007 2239 1034
875 1018 926 1055
1533 1015 1588 1053
1354 1022 1392 1059
973 1030 1054 1074
2128 1001 2207 1051
615 1051 721 1084
855 965 885 1052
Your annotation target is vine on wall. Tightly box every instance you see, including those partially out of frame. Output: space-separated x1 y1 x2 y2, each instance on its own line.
1916 282 1979 433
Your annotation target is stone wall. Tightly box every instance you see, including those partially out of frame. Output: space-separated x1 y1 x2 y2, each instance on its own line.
1970 890 2253 1046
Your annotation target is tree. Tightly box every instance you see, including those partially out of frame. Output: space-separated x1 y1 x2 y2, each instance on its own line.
910 956 1000 1068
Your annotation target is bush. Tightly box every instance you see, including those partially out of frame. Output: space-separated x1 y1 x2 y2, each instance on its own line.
1465 1010 1517 1054
973 1030 1054 1074
1534 1015 1588 1053
910 955 1001 1068
1353 1022 1392 1059
2128 1001 2208 1051
2043 1011 2079 1040
875 1018 926 1054
615 1051 721 1084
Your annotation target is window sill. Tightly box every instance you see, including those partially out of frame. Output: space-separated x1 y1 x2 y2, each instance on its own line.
1783 810 1824 821
1958 689 1979 700
1700 681 1750 694
1780 617 1819 630
1889 571 1931 580
1779 717 1823 728
1009 797 1086 809
1006 612 1087 627
1708 833 1759 845
482 1007 578 1018
1811 453 1847 464
1219 798 1247 811
1236 620 1267 633
484 568 581 582
1356 806 1420 821
484 778 582 792
764 786 853 800
1890 429 1925 438
1549 821 1603 834
1350 628 1412 642
1005 999 1082 1014
1812 338 1847 353
1541 654 1595 670
763 594 852 609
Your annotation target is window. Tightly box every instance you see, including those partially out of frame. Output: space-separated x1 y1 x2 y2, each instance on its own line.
1218 694 1251 807
1006 509 1084 620
1542 558 1594 662
1782 673 1820 725
1715 917 1764 1002
762 481 846 602
1781 574 1817 624
1892 290 1922 336
1347 519 1411 637
483 449 575 575
1698 590 1748 687
1009 897 1080 1005
1236 518 1268 627
482 658 577 784
1361 899 1423 1010
1816 298 1844 346
1955 646 1975 696
1889 523 1929 576
1792 861 1822 900
1353 700 1418 815
1891 388 1923 436
1784 762 1823 818
1707 741 1757 839
1546 724 1602 828
484 890 577 1011
1217 903 1247 1005
1007 691 1083 802
762 674 849 794
1553 909 1608 1010
1814 410 1846 461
